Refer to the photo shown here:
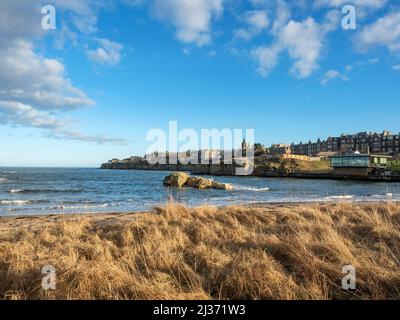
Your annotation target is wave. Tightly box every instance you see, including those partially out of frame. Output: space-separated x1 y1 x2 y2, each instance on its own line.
2 171 16 174
369 193 394 198
324 195 354 200
0 178 8 184
234 185 270 192
46 203 114 211
9 189 22 193
0 199 49 205
0 200 34 205
7 188 82 194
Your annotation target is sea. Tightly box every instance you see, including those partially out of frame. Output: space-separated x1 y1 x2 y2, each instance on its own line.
0 167 399 216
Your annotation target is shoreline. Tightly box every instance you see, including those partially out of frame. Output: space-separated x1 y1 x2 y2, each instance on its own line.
100 165 400 182
1 200 398 226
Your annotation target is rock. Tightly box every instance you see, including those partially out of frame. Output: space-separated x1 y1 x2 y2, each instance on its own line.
212 181 234 190
185 177 199 187
164 173 233 190
163 172 189 188
186 177 213 189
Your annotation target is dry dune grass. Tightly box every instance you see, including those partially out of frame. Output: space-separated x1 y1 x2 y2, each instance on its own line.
0 202 400 300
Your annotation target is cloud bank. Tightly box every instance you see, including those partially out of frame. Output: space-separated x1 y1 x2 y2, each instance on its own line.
0 0 127 144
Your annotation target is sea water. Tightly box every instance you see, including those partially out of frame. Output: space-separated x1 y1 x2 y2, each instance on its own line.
0 167 399 216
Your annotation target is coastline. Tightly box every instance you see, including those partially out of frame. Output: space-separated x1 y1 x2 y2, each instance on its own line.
100 162 400 182
1 199 399 221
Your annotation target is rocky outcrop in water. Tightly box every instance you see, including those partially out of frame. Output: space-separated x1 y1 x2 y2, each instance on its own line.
164 172 233 190
212 181 234 190
163 172 190 188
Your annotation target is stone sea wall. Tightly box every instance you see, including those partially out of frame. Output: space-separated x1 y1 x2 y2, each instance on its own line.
100 161 236 176
100 160 400 182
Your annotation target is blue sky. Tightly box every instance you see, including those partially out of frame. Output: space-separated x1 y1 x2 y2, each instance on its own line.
0 0 400 167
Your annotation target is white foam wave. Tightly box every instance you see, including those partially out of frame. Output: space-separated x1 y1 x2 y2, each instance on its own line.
324 195 354 200
49 203 113 210
9 189 22 193
235 185 270 192
0 178 8 184
0 200 32 205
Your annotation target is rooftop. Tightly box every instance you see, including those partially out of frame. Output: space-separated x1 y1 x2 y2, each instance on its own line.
331 153 392 158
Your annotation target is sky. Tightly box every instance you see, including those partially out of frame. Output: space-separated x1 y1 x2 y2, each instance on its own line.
0 0 400 167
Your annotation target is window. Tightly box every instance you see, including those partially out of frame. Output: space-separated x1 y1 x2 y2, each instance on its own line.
331 158 343 167
331 156 369 167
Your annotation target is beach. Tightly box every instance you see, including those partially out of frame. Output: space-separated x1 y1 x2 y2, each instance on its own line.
1 201 399 300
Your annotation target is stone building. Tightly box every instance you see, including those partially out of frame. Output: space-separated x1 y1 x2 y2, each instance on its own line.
330 153 391 177
267 143 292 155
290 131 400 156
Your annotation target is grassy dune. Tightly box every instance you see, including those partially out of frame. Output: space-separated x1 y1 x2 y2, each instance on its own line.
0 202 399 300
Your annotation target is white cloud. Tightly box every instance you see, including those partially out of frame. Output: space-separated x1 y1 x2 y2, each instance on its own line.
246 10 269 31
394 64 400 71
234 29 253 41
0 39 94 110
234 10 269 41
251 1 340 78
0 101 65 130
247 1 395 79
0 0 109 43
280 18 325 78
0 1 126 144
327 57 380 84
368 57 380 64
357 10 400 53
271 0 291 35
315 0 387 9
251 45 281 77
321 70 349 85
252 14 335 78
45 129 127 144
345 65 353 72
0 1 44 42
351 57 380 69
0 101 125 144
86 38 124 66
152 0 223 46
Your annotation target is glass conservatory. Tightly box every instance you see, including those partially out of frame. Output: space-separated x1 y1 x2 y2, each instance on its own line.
330 154 390 168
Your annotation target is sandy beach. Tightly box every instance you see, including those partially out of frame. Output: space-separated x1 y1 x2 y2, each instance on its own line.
0 201 399 300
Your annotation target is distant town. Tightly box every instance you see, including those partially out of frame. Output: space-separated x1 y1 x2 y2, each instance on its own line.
106 130 400 165
263 130 400 158
101 130 400 182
